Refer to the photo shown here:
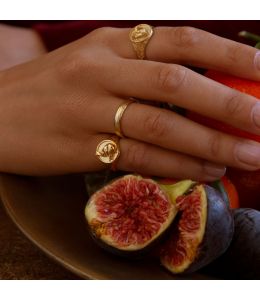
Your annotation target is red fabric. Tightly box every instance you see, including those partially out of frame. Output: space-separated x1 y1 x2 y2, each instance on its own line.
31 21 260 51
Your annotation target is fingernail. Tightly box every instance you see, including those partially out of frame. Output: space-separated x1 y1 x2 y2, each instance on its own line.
254 51 260 70
235 142 260 166
251 102 260 128
203 162 226 179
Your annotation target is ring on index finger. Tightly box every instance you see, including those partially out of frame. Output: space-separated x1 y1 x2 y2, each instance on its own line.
129 24 154 60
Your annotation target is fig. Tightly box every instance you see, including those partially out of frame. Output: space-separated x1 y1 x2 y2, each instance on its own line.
160 184 234 274
84 170 127 197
205 208 260 279
85 175 191 256
210 176 240 209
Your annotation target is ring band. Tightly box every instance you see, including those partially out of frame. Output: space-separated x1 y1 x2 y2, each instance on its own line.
114 100 134 138
96 136 120 165
129 24 154 60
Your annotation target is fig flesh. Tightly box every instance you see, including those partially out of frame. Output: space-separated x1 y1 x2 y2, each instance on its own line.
85 175 181 255
160 184 234 274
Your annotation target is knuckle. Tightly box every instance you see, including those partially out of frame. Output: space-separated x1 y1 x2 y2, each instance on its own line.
207 132 222 158
57 51 96 83
156 64 187 92
226 43 245 64
143 111 169 138
92 26 113 36
57 52 85 79
124 142 149 171
87 27 116 45
224 91 244 117
171 26 199 48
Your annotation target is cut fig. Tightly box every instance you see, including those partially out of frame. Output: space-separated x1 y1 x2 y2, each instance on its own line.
85 175 183 256
160 184 234 274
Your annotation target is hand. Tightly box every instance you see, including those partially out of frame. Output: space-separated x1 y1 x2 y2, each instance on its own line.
0 26 260 180
0 24 46 70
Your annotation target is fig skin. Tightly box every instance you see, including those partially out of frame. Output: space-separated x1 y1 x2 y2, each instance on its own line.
87 215 176 259
160 185 234 274
204 208 260 279
185 186 234 273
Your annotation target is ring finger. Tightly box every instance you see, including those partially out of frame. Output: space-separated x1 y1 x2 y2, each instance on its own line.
97 100 260 171
88 134 226 181
104 59 260 136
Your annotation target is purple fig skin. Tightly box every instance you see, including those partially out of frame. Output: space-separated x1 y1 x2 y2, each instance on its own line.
87 220 175 259
230 209 260 279
205 208 260 279
183 185 234 274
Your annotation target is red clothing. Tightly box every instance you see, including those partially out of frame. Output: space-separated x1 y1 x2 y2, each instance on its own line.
2 20 259 50
29 20 259 51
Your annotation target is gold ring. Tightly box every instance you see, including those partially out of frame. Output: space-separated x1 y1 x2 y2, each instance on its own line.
96 137 120 165
129 24 154 60
114 100 134 138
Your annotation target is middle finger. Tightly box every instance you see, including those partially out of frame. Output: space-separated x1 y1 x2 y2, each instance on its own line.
108 101 260 171
106 59 260 135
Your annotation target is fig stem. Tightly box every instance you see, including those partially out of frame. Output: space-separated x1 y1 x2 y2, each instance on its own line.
238 31 260 42
255 42 260 49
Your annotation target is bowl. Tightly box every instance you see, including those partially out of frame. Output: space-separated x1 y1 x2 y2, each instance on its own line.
0 173 216 279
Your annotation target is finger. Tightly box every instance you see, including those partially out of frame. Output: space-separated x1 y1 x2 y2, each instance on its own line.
109 26 260 80
104 59 260 135
88 134 226 181
92 97 260 171
108 102 260 171
118 138 228 181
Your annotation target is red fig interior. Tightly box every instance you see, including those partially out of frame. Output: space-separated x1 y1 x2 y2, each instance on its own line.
160 184 207 273
85 175 177 251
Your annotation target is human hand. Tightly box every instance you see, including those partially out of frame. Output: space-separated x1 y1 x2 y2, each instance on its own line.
0 24 46 70
0 26 260 180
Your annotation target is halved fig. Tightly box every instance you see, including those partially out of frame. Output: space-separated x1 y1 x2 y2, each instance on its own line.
84 175 192 256
160 184 234 274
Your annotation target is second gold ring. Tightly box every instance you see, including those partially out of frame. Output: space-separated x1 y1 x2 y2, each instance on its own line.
114 100 134 138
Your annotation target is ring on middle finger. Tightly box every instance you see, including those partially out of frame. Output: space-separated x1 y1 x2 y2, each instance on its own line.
114 100 134 138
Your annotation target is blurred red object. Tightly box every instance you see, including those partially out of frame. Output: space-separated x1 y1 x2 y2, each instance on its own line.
2 20 259 51
188 70 260 210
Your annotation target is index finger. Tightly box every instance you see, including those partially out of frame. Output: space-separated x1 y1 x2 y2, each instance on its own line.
109 26 260 80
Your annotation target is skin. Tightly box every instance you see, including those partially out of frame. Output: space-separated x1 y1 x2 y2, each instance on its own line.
0 25 260 181
0 24 46 70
